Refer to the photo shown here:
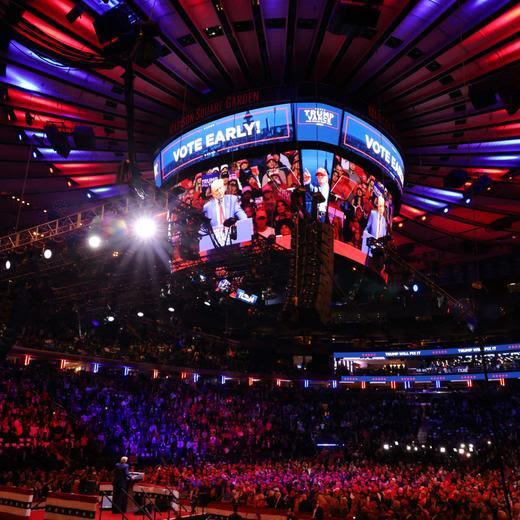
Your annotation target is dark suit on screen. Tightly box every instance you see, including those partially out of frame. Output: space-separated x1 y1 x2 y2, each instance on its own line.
203 194 247 229
362 209 387 255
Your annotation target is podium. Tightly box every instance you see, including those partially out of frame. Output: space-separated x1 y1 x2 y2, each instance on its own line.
125 472 144 513
199 217 253 252
132 483 180 514
99 472 144 512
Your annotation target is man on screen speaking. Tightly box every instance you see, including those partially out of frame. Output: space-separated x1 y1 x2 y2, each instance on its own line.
362 195 388 256
203 178 246 232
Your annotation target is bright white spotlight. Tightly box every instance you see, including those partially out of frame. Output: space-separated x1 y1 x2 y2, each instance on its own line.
412 283 419 293
5 260 11 270
107 315 115 322
134 216 157 240
168 307 175 312
137 311 144 317
88 234 102 249
43 248 52 259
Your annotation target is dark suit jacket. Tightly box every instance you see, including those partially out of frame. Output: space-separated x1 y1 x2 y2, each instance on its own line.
113 463 130 489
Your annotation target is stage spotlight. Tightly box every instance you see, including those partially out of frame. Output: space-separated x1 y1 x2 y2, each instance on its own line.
443 207 449 214
5 259 11 270
465 197 471 205
88 234 102 249
168 307 175 312
134 216 157 240
412 283 419 293
107 315 115 322
204 300 211 307
86 192 92 199
18 131 27 142
32 149 43 159
43 248 52 259
137 311 144 317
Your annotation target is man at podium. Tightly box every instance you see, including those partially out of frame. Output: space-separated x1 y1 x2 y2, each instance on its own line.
203 178 247 228
112 456 130 514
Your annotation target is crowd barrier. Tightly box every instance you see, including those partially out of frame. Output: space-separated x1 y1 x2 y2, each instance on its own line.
192 501 314 520
0 485 33 520
0 485 329 520
44 492 97 519
99 481 181 516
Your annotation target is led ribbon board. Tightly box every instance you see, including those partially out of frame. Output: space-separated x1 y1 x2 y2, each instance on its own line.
340 371 520 383
334 343 520 359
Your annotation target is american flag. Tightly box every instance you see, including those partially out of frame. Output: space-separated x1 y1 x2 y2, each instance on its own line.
0 486 33 520
45 492 97 520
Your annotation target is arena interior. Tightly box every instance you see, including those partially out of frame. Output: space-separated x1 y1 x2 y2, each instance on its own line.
0 0 520 519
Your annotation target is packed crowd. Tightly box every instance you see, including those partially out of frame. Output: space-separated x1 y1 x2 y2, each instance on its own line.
339 354 520 377
146 460 520 519
1 363 519 518
16 325 254 371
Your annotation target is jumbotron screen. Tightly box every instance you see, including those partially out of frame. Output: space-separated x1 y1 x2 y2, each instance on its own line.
155 102 404 190
168 148 395 264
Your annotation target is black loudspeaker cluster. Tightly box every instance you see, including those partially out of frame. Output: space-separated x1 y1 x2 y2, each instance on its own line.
44 124 95 158
328 1 382 37
45 124 71 158
284 220 334 325
468 63 520 116
73 126 95 150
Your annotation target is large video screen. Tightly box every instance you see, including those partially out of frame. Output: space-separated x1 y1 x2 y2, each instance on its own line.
341 113 404 188
159 104 293 186
168 148 395 266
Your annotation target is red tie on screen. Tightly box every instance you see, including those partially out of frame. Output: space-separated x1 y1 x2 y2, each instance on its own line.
218 200 225 226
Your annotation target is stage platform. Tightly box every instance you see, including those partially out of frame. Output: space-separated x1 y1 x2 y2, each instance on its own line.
29 500 312 520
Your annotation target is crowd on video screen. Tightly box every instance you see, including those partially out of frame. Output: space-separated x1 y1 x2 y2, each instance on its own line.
170 149 395 257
